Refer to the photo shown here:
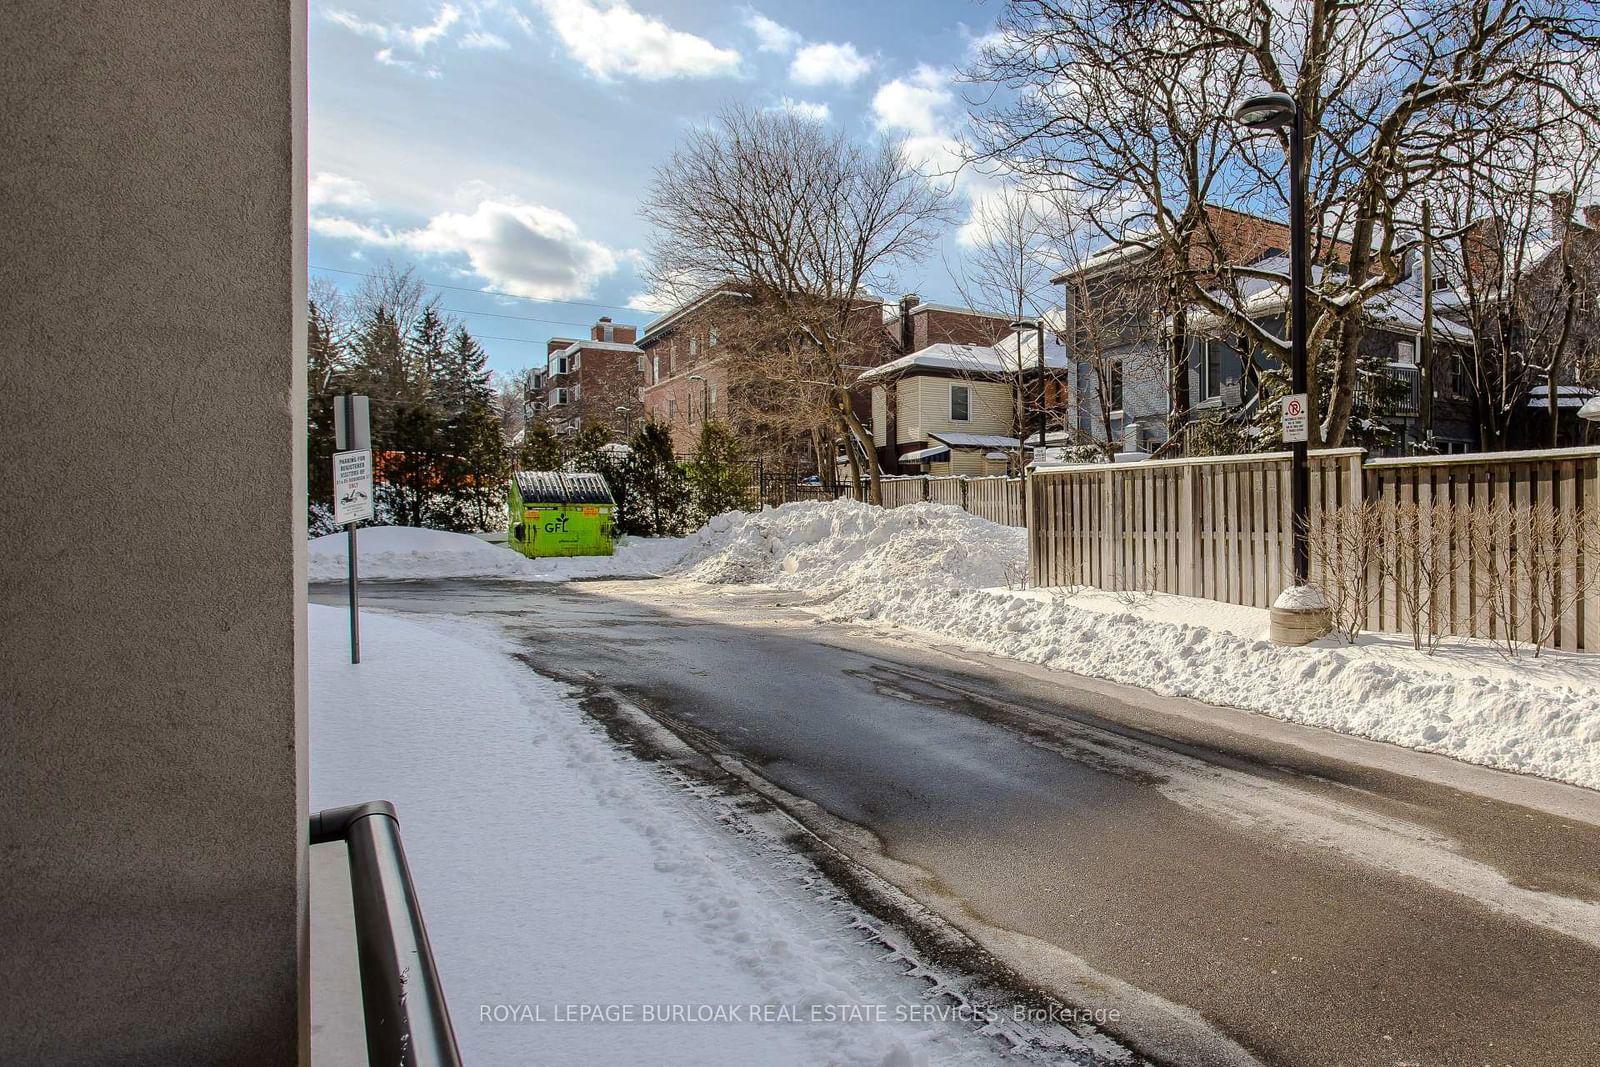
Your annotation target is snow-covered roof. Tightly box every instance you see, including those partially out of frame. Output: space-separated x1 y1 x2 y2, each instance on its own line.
900 444 950 462
857 339 1072 383
1187 256 1473 343
907 302 1014 321
929 431 1024 449
1527 384 1597 409
1052 232 1159 282
563 338 644 355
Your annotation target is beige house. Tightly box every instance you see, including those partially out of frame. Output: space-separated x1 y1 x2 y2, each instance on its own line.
860 338 1073 475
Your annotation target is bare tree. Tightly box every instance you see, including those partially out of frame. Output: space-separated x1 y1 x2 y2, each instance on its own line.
969 1 1600 448
640 106 955 504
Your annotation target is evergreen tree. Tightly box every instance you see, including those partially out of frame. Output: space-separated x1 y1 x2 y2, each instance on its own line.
439 325 506 530
621 420 691 537
685 420 749 520
517 421 563 471
306 299 346 531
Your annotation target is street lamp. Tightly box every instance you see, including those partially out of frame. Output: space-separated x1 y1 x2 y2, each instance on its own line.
687 374 709 424
1234 90 1312 591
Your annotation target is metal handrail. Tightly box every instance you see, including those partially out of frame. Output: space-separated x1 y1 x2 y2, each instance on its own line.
310 801 463 1067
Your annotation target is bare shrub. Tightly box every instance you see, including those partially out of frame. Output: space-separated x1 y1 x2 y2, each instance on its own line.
1314 501 1382 643
1388 500 1466 653
1467 502 1595 658
1112 563 1159 608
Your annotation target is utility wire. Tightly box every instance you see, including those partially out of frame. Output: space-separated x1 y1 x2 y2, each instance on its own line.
309 264 664 316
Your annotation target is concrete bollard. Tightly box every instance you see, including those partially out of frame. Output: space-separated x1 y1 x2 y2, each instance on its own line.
1269 585 1332 646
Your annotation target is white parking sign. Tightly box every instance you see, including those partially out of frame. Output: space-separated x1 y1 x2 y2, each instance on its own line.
333 449 374 524
1281 393 1309 444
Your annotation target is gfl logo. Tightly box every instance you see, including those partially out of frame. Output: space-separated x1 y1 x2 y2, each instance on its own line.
543 515 569 533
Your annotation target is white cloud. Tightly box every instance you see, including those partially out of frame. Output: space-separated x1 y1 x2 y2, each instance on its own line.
871 66 963 183
326 4 462 48
768 97 830 122
871 65 954 137
309 172 375 209
537 0 741 80
789 41 871 86
460 30 510 49
313 196 622 301
743 10 800 54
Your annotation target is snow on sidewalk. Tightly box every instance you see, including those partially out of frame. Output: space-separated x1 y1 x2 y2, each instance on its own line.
309 604 1051 1067
671 500 1600 792
308 525 690 581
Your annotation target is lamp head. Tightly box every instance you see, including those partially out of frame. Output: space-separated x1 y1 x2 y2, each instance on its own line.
1234 92 1297 130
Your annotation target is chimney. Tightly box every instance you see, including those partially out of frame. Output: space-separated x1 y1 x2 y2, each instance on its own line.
593 315 614 343
1551 192 1575 240
898 293 919 353
547 338 572 357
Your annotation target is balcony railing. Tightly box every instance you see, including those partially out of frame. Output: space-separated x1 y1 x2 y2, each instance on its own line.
310 801 462 1067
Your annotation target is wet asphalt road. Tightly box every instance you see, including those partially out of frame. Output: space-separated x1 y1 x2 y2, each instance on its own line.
312 578 1600 1067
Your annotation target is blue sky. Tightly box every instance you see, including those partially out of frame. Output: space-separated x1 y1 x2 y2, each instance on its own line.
308 0 1006 376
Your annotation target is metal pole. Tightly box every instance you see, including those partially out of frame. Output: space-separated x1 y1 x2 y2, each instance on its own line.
1035 321 1048 450
346 394 361 664
1288 109 1311 586
1419 199 1434 446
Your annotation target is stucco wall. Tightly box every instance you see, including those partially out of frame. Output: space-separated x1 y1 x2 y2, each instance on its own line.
1 3 308 1064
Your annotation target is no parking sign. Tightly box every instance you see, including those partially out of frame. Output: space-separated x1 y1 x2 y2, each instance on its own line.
1281 393 1309 443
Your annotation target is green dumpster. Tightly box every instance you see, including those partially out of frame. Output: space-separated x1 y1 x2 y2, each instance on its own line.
508 471 617 558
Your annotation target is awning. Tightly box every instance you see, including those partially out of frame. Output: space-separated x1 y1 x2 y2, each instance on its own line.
900 445 950 462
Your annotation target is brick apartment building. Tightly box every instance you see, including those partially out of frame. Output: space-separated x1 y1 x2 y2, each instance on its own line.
542 316 646 436
640 287 1016 455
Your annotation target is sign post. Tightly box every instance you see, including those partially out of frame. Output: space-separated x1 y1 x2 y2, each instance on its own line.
334 395 372 664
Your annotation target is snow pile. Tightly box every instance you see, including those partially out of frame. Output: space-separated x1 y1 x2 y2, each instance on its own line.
308 525 690 581
309 605 1033 1066
678 500 1025 593
676 501 1600 791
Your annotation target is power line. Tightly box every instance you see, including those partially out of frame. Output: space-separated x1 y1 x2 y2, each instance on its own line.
309 263 664 316
437 306 596 330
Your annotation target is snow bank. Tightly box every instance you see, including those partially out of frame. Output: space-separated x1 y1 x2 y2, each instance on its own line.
309 604 1030 1066
308 525 690 581
678 499 1025 592
674 501 1600 791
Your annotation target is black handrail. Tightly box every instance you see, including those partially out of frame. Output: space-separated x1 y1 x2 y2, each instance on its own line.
310 801 463 1067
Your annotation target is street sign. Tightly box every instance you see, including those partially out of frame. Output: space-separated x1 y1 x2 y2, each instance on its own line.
333 449 374 525
1281 393 1309 444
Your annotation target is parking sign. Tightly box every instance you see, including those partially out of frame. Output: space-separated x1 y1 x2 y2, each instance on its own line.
333 449 374 524
1281 393 1309 444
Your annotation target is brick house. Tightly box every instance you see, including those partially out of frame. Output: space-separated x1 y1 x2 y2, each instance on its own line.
639 286 1025 461
543 316 646 437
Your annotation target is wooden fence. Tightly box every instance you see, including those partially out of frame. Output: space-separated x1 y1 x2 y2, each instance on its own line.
853 475 1026 527
1028 447 1600 651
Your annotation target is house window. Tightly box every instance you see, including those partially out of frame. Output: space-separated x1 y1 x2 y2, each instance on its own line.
652 355 660 384
572 383 582 402
1395 339 1417 365
708 328 718 347
570 351 581 372
689 336 698 358
668 398 677 420
1200 338 1224 400
708 384 717 414
950 384 970 422
1108 359 1124 412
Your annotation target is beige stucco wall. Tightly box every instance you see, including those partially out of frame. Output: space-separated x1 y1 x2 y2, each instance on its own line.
1 3 308 1064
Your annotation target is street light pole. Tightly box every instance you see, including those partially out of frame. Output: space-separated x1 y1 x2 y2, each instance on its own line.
1286 105 1311 587
1236 91 1311 588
